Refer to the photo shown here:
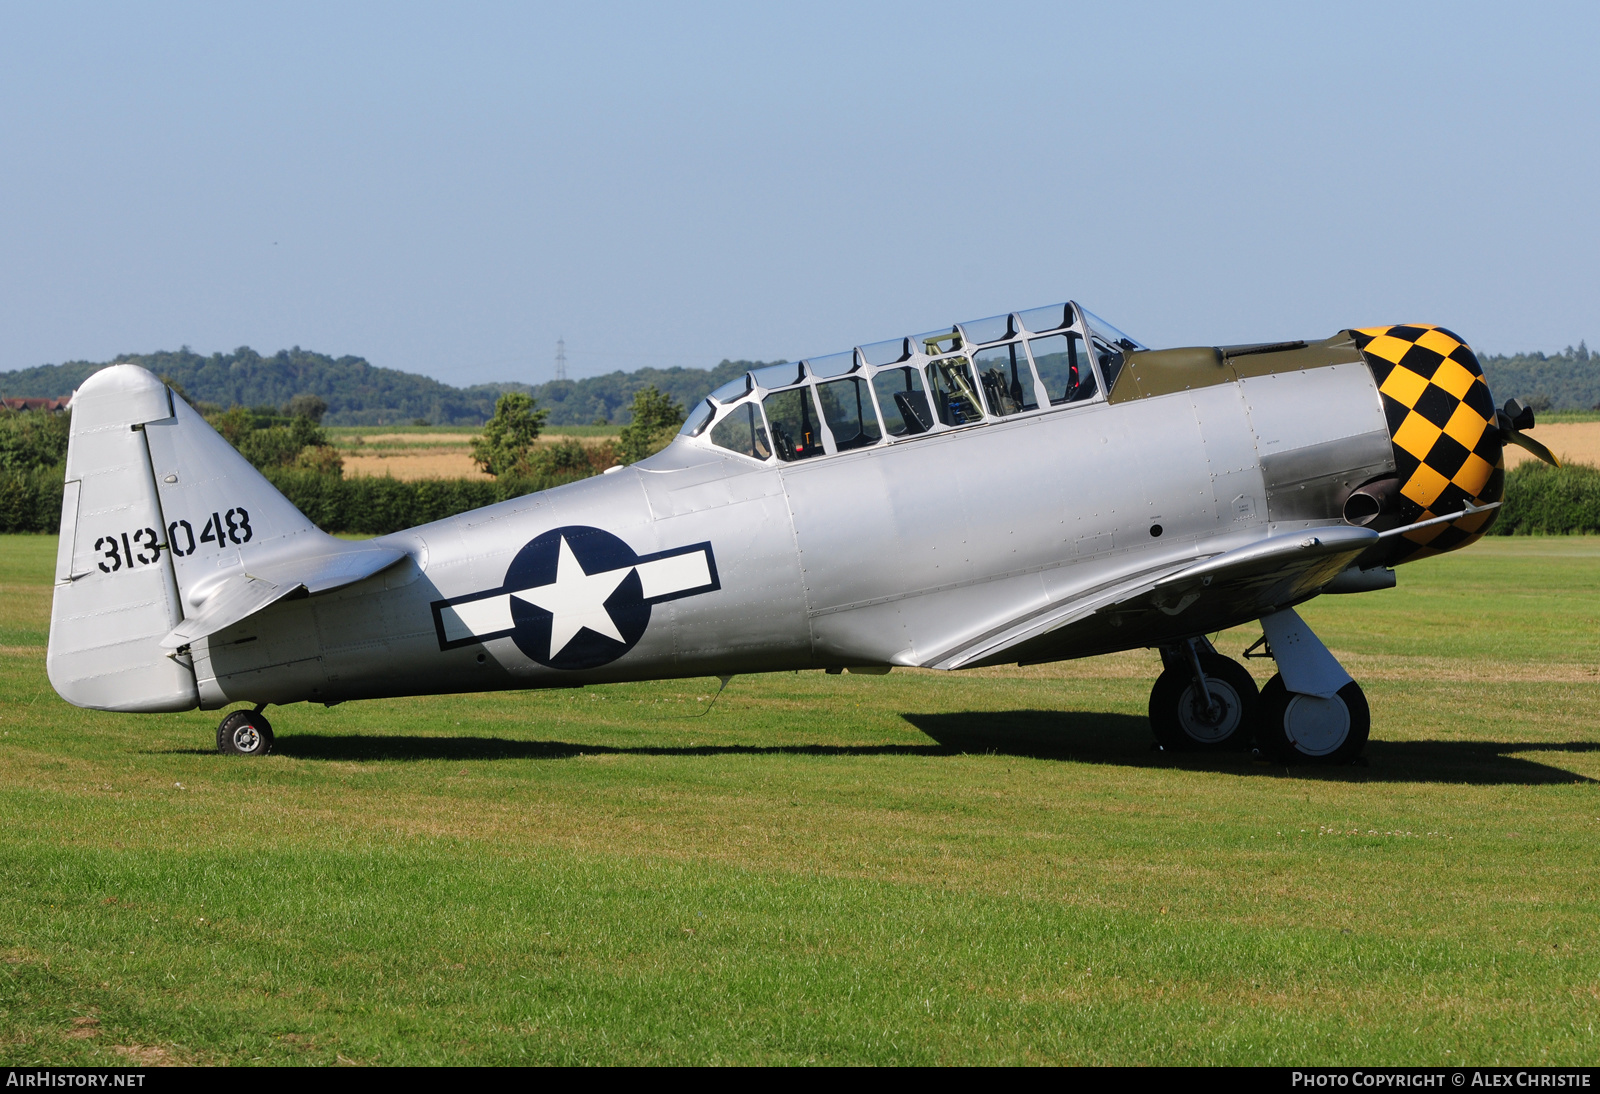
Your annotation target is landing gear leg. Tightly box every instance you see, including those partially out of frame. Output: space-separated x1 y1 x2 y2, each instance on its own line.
217 704 274 756
1149 637 1259 751
1253 609 1370 764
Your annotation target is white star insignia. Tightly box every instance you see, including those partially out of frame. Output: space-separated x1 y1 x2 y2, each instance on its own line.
432 532 718 659
512 536 632 657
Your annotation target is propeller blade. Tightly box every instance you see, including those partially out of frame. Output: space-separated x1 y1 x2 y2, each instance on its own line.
1505 429 1561 467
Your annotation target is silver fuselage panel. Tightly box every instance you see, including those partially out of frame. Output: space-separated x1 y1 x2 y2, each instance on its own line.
191 359 1392 709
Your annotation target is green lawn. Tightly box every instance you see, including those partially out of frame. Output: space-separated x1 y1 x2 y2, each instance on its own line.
1 534 1597 1065
1534 411 1600 424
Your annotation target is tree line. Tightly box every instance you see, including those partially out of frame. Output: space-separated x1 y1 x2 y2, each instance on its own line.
5 339 1598 422
1479 342 1598 412
0 347 775 427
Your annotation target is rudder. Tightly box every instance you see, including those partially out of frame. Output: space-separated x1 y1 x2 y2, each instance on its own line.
48 365 198 711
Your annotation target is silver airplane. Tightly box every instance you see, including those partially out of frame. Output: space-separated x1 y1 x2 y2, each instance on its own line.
47 302 1554 764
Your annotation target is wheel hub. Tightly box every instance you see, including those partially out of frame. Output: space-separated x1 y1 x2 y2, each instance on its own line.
1282 694 1351 755
232 725 261 753
1178 682 1241 742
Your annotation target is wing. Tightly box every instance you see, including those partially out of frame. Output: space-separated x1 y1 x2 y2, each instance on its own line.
924 526 1379 670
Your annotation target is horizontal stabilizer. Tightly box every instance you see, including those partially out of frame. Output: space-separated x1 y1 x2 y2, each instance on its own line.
162 539 405 649
248 539 408 596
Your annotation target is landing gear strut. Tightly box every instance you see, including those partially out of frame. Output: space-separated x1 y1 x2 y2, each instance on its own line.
217 704 274 756
1148 638 1258 751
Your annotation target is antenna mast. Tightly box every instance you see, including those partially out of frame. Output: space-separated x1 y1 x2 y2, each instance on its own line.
554 337 568 382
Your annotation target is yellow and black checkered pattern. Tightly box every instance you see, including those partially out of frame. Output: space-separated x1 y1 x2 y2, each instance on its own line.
1351 324 1504 563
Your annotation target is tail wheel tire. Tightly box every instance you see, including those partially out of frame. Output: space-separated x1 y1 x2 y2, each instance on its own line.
1257 674 1369 764
217 710 274 756
1149 653 1259 752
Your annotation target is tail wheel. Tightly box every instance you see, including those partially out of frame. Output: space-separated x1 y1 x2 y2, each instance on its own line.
1149 653 1259 752
1257 674 1369 764
217 709 274 756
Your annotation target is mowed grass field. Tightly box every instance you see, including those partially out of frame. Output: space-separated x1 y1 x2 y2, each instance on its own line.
2 535 1598 1065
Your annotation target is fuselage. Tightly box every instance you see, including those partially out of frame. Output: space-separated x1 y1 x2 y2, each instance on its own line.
183 313 1502 712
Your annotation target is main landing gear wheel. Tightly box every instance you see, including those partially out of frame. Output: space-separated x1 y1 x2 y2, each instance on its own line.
217 708 274 756
1256 675 1369 765
1149 651 1259 752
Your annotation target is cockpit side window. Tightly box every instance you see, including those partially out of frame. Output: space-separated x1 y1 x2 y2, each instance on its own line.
926 356 984 426
1091 336 1125 392
1080 307 1143 394
681 398 715 437
710 374 753 404
1028 332 1098 405
763 386 827 462
709 401 772 460
816 376 882 451
752 361 805 388
807 351 857 379
872 366 933 436
1080 308 1145 351
972 342 1038 417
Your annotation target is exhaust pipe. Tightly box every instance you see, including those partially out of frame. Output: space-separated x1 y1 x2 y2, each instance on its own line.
1343 476 1400 527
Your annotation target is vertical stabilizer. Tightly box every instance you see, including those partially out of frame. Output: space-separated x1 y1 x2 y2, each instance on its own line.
142 393 327 609
47 365 199 711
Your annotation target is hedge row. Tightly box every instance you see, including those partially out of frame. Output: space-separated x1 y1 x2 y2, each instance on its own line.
245 462 1600 538
1488 462 1600 535
0 467 592 535
0 466 65 533
261 469 593 535
7 460 1600 537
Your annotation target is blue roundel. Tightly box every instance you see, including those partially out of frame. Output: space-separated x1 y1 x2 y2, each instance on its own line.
506 526 652 670
428 525 719 670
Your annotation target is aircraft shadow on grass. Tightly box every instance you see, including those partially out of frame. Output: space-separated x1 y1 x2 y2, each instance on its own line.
257 709 1598 786
904 711 1600 786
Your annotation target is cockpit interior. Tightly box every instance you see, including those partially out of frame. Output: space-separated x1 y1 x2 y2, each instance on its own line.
680 301 1145 464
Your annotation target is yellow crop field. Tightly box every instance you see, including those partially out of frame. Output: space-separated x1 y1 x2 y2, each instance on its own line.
1502 421 1600 469
333 430 616 480
341 451 487 480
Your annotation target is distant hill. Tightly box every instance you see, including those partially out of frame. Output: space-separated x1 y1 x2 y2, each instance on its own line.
3 339 1594 424
0 347 776 426
521 361 765 426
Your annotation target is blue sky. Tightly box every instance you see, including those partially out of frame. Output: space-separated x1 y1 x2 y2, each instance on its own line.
1 2 1595 385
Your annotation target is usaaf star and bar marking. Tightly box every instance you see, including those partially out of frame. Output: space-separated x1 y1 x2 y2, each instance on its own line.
1352 324 1502 560
429 525 720 670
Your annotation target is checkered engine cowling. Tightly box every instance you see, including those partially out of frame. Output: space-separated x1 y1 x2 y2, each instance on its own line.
1351 324 1504 565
